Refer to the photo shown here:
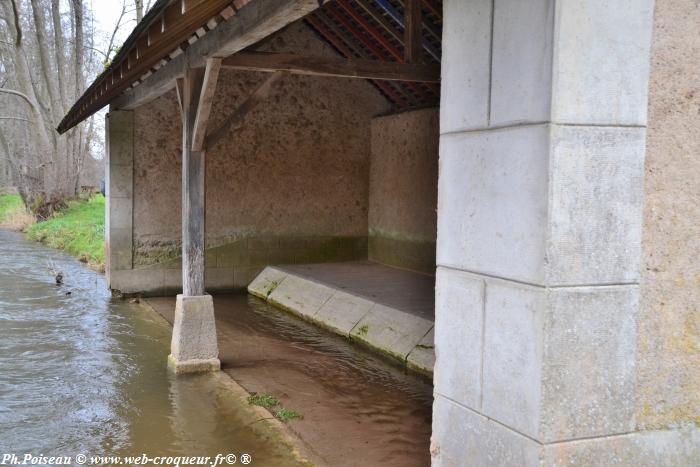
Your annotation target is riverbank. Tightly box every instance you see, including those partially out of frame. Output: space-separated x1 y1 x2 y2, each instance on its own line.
0 192 106 271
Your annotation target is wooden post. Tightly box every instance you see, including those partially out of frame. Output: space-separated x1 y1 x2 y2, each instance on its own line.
404 0 423 64
181 65 206 296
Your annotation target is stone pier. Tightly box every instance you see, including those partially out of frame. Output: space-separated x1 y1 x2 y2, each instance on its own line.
431 0 699 465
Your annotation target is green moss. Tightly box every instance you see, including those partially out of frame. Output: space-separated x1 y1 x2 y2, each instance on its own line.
265 280 280 298
25 195 105 271
134 243 180 266
357 324 369 336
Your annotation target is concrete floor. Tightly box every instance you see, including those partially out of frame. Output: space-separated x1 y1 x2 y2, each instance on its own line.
276 261 435 320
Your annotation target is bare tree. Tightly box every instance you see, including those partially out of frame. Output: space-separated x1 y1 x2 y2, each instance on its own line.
0 0 96 216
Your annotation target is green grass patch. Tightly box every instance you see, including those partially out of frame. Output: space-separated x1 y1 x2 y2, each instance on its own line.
26 195 105 271
247 392 303 423
0 193 24 223
247 393 281 409
274 408 303 422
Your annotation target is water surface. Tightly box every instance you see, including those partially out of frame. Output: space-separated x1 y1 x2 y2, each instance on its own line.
0 229 303 465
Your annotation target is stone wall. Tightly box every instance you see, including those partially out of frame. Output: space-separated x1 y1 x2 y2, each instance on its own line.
368 108 439 274
108 20 389 294
637 0 700 430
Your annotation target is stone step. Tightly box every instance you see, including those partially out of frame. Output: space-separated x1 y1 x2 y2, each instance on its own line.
249 266 434 376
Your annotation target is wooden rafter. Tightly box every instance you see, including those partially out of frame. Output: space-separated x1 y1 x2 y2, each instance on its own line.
404 0 423 64
304 14 409 106
191 57 222 151
220 52 440 82
58 0 235 133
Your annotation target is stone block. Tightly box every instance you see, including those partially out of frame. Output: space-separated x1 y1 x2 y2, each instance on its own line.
109 197 133 230
540 285 639 442
106 111 134 165
108 164 133 199
108 227 133 271
406 327 435 376
437 125 549 284
540 425 700 466
546 125 646 285
109 268 164 294
313 291 372 336
434 267 485 410
482 280 545 438
350 305 433 362
552 0 654 125
247 267 289 300
169 294 220 374
490 0 554 126
479 281 638 443
268 275 334 320
440 0 492 133
431 396 541 467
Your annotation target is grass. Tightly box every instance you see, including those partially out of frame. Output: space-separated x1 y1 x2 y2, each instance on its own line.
0 193 23 221
25 195 105 271
247 392 304 423
0 193 34 230
247 393 281 409
274 408 303 422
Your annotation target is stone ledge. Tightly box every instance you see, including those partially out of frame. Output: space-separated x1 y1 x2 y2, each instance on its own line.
248 266 435 375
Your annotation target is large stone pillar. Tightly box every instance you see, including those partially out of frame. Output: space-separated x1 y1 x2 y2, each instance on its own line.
105 110 134 287
432 0 698 464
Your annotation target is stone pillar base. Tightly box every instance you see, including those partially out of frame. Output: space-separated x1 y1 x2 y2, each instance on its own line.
167 354 220 374
168 294 220 374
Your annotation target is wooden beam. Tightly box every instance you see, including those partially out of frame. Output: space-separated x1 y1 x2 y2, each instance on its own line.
220 52 440 82
404 0 423 64
181 66 206 297
205 71 285 151
112 0 320 112
191 58 222 151
175 77 185 117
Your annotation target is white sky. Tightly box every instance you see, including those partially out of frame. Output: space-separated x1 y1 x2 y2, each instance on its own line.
84 1 144 160
90 1 141 59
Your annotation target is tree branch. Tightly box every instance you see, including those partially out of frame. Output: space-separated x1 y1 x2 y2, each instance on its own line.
0 116 31 122
0 88 40 114
10 0 22 46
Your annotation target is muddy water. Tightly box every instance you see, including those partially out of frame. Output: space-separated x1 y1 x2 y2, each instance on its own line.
148 294 434 467
0 230 305 465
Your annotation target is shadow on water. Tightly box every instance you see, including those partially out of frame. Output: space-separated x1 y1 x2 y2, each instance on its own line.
0 230 303 465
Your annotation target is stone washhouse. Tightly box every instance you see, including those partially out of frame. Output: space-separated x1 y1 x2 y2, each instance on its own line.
58 0 700 465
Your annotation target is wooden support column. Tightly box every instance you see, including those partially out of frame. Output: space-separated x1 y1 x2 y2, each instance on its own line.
404 0 423 64
179 65 206 297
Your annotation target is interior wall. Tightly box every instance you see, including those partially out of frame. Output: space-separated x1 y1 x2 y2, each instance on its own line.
637 0 700 429
368 108 439 274
127 20 390 291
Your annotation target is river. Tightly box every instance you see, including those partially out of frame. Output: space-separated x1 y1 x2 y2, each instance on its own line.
0 230 305 465
0 229 432 466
